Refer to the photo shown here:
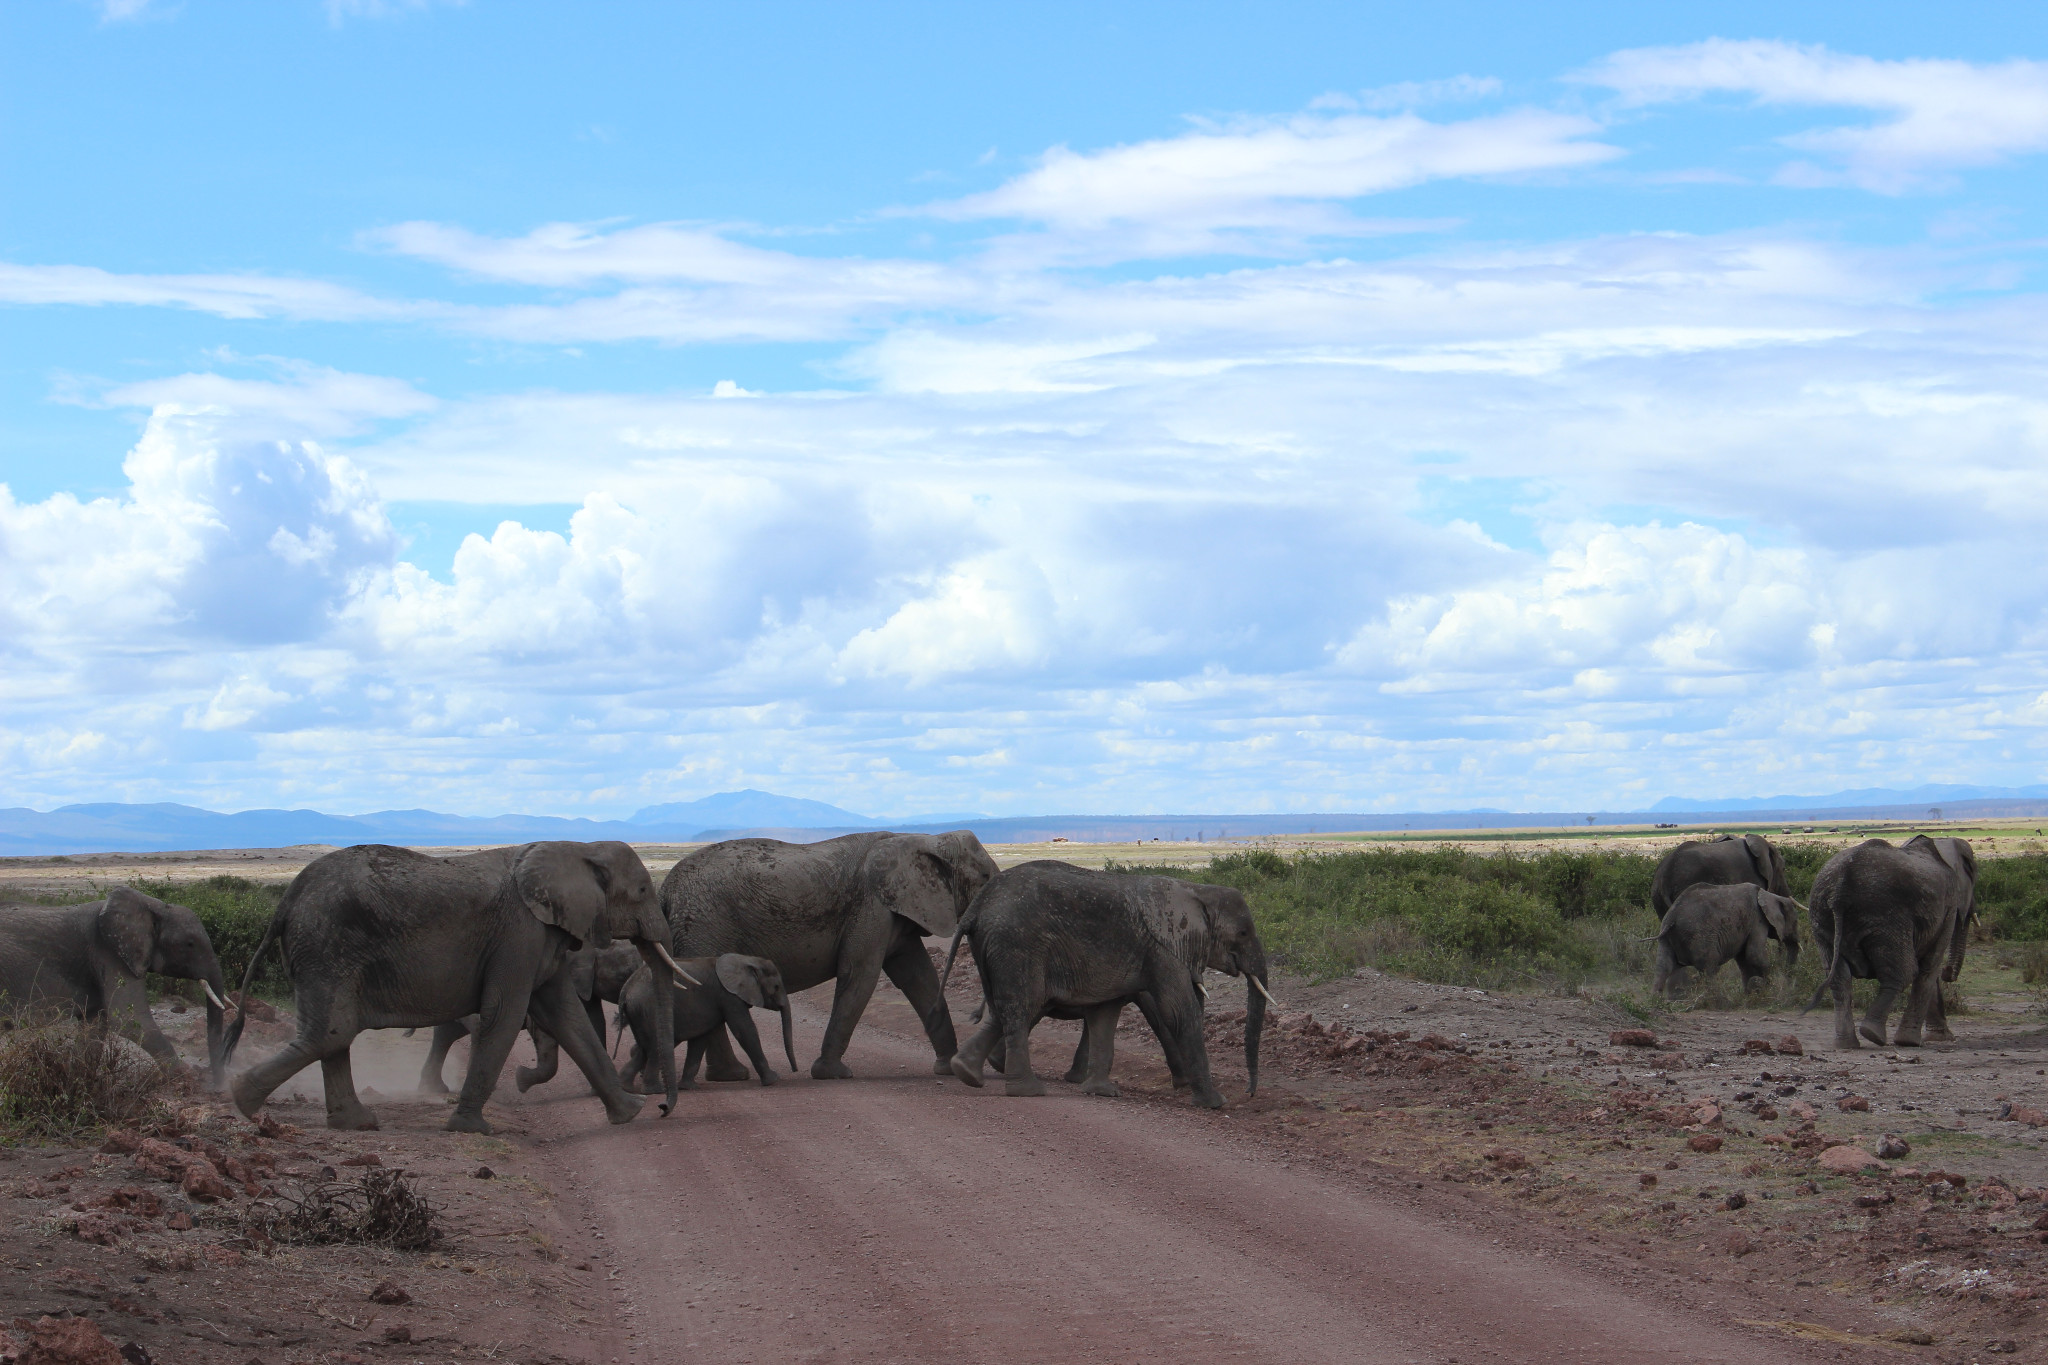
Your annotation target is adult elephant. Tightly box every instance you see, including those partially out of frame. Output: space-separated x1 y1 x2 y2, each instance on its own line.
665 831 998 1080
0 886 233 1087
1805 836 1976 1049
941 860 1272 1109
1651 834 1791 916
1652 883 1801 997
222 841 690 1132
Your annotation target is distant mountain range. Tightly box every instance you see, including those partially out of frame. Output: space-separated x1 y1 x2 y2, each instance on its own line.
6 784 2048 857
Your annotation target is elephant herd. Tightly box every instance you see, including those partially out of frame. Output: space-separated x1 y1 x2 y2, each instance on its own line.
1649 831 1980 1049
0 825 1976 1136
0 830 1273 1135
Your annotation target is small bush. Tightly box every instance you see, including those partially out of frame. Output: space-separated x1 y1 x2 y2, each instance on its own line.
1973 853 2048 941
250 1168 441 1251
0 1018 175 1141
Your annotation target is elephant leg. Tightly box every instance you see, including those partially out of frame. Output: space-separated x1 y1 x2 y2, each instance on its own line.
882 932 960 1075
448 987 533 1135
106 977 177 1063
1063 1032 1089 1085
678 1036 705 1090
1892 963 1942 1048
529 986 642 1126
232 1035 327 1120
234 988 364 1124
950 1016 1002 1088
1652 942 1677 998
418 1022 467 1095
1078 1005 1121 1097
1149 974 1221 1109
1830 962 1860 1050
813 940 890 1080
697 1026 752 1083
320 1050 380 1131
996 1002 1046 1097
515 1020 561 1094
1923 971 1954 1042
724 1005 779 1086
1134 991 1191 1088
1860 979 1904 1048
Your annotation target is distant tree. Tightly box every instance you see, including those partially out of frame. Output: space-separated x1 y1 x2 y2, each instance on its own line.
1929 807 1943 822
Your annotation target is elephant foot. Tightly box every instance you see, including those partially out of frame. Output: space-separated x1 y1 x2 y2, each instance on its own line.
603 1094 645 1125
949 1056 986 1088
1080 1079 1121 1098
1190 1087 1225 1110
705 1061 752 1083
1062 1064 1088 1084
1004 1074 1047 1097
513 1067 542 1094
1170 1076 1192 1090
417 1078 449 1096
1857 1022 1887 1047
1923 1025 1954 1042
1892 1030 1923 1048
444 1110 495 1135
326 1106 380 1132
230 1079 266 1121
810 1058 853 1081
757 1070 778 1087
932 1057 955 1077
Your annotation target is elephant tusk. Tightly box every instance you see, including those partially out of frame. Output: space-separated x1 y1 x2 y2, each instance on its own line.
1249 975 1279 1008
654 942 701 987
1196 980 1208 1000
202 981 229 1011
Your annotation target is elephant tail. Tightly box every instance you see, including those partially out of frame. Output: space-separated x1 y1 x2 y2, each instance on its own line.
939 909 978 991
1799 915 1845 1016
217 903 288 1068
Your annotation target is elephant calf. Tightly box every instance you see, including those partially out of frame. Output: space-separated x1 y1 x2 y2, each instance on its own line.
1653 883 1800 997
617 953 797 1093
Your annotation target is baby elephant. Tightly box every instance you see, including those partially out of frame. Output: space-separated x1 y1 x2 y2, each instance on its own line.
1654 883 1801 997
619 954 797 1091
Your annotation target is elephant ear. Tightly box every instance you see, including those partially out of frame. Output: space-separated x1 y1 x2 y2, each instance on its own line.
867 836 959 938
96 886 158 979
715 954 770 1009
513 843 607 950
1741 835 1775 884
1754 890 1796 942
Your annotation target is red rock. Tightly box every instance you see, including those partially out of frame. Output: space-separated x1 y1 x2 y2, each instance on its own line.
1724 1233 1756 1257
254 1113 299 1140
70 1214 124 1247
1836 1095 1870 1112
1483 1148 1529 1171
17 1315 122 1365
1816 1144 1883 1173
1740 1039 1774 1055
367 1278 410 1305
338 1153 382 1168
201 1247 242 1268
2008 1105 2048 1127
1609 1029 1659 1048
164 1211 192 1231
1775 1036 1803 1056
383 1326 412 1344
95 1132 142 1156
179 1168 233 1203
1687 1134 1724 1153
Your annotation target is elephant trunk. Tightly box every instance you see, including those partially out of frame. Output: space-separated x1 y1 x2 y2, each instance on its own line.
1242 940 1268 1098
202 966 227 1091
780 1001 798 1074
635 943 678 1115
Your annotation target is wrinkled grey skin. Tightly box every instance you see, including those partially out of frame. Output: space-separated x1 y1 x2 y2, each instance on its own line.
617 953 797 1093
942 861 1268 1109
1652 884 1801 997
665 831 998 1081
1650 834 1791 916
221 841 676 1133
0 886 230 1088
1805 836 1977 1049
416 940 646 1096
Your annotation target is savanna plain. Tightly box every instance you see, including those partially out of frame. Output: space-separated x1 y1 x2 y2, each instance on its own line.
2 823 2045 1364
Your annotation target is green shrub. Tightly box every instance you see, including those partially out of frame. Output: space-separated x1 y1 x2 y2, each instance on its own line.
1973 853 2048 941
131 875 289 997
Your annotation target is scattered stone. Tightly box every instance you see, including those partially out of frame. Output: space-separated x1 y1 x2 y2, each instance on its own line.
1724 1233 1755 1257
1836 1095 1869 1112
1609 1030 1659 1049
1687 1135 1723 1154
116 1343 153 1364
2033 1211 2048 1232
1856 1192 1896 1208
2004 1104 2048 1127
1786 1101 1817 1122
1876 1134 1911 1160
1723 1191 1747 1211
338 1153 382 1168
1483 1148 1529 1171
180 1168 233 1203
254 1114 300 1140
367 1278 410 1306
1816 1144 1883 1174
164 1210 192 1232
96 1132 142 1156
471 1166 494 1180
1753 1105 1779 1121
1739 1039 1775 1055
1775 1036 1803 1056
16 1315 123 1365
1639 1173 1657 1188
1987 1341 2018 1355
381 1326 411 1344
70 1214 125 1247
1886 1329 1935 1346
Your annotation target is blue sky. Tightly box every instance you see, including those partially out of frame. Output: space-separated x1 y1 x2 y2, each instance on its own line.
5 1 2048 818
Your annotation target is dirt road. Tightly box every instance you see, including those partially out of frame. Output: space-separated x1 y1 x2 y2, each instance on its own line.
516 995 1825 1365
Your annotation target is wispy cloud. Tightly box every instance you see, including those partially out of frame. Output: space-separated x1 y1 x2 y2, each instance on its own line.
1579 39 2048 192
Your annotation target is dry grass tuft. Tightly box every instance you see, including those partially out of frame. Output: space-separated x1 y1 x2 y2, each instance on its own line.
0 1017 175 1140
250 1168 442 1251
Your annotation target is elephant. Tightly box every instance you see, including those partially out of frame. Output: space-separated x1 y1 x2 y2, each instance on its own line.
221 841 692 1133
941 860 1271 1109
1652 883 1801 997
1804 836 1976 1049
616 953 797 1093
0 886 233 1087
663 831 999 1081
1651 833 1791 916
416 940 646 1096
